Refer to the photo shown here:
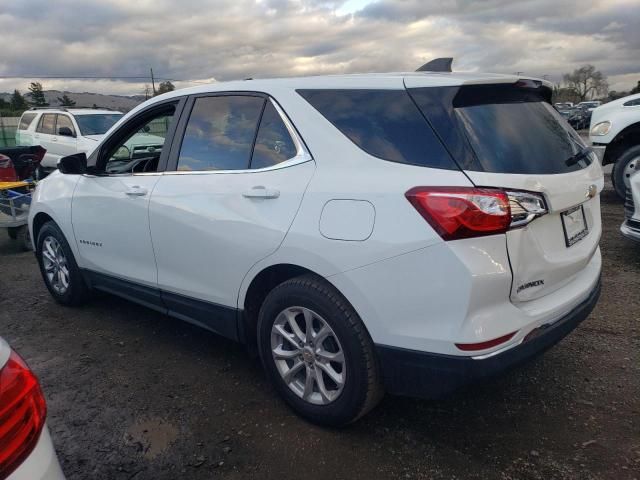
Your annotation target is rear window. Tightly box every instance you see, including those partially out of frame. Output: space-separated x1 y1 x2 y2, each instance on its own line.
19 113 37 130
297 89 456 170
410 85 592 174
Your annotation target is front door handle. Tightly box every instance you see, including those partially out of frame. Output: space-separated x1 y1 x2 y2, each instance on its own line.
242 186 280 199
125 185 148 196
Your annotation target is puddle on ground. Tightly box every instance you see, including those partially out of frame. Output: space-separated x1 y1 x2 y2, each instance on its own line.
125 417 179 460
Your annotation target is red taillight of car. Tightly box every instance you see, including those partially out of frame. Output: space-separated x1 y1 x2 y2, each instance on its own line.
406 187 511 240
0 351 47 480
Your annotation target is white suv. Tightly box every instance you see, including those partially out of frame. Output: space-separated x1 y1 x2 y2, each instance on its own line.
28 73 603 426
16 108 124 171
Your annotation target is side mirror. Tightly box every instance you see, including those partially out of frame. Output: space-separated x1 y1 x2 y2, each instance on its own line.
58 153 87 174
58 126 75 137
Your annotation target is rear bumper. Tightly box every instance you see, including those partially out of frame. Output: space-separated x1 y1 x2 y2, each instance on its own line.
376 278 601 398
621 219 640 243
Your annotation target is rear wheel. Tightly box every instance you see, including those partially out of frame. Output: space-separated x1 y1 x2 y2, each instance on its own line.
612 145 640 199
258 274 383 426
36 221 90 305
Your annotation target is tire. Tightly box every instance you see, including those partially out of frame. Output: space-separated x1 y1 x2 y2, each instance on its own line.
36 221 91 306
612 145 640 200
17 226 32 251
257 274 383 426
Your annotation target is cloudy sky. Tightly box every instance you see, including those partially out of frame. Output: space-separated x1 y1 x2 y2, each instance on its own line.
0 0 638 96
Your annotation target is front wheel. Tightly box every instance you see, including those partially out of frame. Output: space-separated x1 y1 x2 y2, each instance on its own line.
258 275 383 426
36 221 91 305
612 145 640 200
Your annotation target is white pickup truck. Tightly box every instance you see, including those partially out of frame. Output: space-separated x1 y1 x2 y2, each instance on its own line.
589 93 640 199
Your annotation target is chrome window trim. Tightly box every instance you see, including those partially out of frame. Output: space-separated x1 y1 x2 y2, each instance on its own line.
166 97 313 176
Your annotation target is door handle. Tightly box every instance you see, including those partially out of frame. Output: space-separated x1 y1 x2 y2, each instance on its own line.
242 186 280 199
125 185 148 196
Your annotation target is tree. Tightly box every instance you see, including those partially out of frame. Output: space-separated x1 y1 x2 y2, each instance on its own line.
631 81 640 95
10 89 29 111
142 84 152 100
155 81 175 96
57 94 76 107
562 65 608 101
28 82 49 106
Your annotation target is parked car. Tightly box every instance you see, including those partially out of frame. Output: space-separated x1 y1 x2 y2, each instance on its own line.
554 102 573 109
29 73 603 426
16 108 123 172
0 337 65 479
590 92 640 199
578 100 602 112
566 106 591 130
621 169 640 242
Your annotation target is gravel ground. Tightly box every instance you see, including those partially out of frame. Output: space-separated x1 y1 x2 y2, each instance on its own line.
0 180 638 480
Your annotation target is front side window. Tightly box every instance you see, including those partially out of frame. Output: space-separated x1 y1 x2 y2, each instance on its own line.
19 113 37 130
177 95 264 171
75 114 123 136
251 102 297 169
102 105 176 174
36 114 56 135
56 115 75 136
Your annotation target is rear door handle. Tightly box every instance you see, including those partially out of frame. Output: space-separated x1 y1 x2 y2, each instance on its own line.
125 185 148 196
242 186 280 199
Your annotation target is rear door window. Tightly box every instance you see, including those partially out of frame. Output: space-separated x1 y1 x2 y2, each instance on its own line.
297 89 456 170
36 114 56 135
250 101 297 169
177 95 264 171
19 113 37 130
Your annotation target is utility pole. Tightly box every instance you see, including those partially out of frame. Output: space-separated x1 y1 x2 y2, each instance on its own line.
150 68 156 96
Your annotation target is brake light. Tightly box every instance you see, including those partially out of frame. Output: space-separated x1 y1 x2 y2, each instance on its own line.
0 351 47 479
406 187 511 240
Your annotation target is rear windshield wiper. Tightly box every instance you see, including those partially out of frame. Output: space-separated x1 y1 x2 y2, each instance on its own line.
565 147 593 167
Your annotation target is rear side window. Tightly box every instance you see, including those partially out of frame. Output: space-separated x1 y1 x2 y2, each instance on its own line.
297 89 456 170
251 101 297 169
36 114 56 135
177 95 264 171
19 113 37 130
624 98 640 107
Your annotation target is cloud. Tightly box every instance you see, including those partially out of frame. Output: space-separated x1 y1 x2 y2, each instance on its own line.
0 0 637 95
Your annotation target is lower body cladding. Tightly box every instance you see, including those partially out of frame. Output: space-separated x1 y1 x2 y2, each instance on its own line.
620 219 640 242
329 237 602 399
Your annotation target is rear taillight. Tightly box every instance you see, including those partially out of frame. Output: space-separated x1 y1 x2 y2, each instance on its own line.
406 187 547 240
0 351 47 479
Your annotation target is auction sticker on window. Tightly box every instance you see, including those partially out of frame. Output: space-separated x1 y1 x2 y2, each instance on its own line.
561 204 588 247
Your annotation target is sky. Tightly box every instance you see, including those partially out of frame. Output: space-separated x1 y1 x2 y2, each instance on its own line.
0 0 638 96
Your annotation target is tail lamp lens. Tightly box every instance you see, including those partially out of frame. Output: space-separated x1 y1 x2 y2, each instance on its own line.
0 351 47 480
406 187 511 240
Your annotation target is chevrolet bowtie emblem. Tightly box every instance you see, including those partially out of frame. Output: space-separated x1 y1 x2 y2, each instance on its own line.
586 184 597 199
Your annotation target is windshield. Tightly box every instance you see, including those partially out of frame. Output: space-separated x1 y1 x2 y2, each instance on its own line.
75 114 123 136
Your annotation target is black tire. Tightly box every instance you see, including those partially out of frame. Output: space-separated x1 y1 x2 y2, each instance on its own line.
17 226 32 251
258 274 383 426
36 221 91 306
612 145 640 200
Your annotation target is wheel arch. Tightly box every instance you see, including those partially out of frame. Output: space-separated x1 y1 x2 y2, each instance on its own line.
603 121 640 165
31 211 55 246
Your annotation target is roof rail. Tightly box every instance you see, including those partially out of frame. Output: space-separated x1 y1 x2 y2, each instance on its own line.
29 105 120 112
29 106 66 111
416 58 453 73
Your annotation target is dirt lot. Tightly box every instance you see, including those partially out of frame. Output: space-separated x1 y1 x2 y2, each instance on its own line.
0 181 638 480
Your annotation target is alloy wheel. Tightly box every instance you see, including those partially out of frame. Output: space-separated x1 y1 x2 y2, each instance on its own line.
270 306 346 405
41 236 70 295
